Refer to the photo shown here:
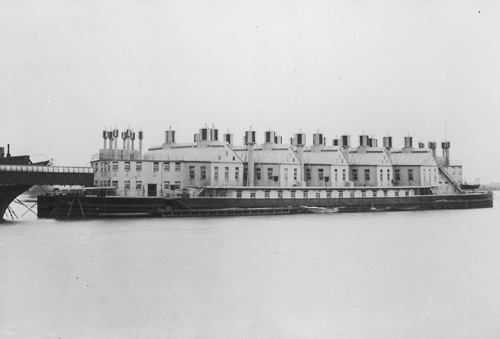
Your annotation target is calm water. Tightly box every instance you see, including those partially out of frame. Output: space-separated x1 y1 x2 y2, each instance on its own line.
1 199 500 338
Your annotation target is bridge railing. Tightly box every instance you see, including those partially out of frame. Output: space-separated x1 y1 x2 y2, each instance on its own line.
0 165 93 174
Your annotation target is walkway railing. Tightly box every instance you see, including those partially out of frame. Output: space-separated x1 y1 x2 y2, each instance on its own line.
0 165 93 174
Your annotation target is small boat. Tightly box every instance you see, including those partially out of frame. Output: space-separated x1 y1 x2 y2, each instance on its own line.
300 206 339 214
369 204 391 212
461 178 480 190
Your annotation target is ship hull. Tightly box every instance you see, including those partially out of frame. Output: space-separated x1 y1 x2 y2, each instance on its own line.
37 191 494 219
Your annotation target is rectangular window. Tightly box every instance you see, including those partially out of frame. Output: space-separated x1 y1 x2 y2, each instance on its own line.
136 162 142 172
284 168 288 181
175 162 181 172
327 191 332 198
267 168 273 181
362 190 366 198
214 166 219 181
334 169 338 181
339 191 343 198
124 181 130 190
364 169 370 181
136 181 142 190
153 162 159 172
236 190 242 198
352 169 358 181
318 169 324 181
395 191 399 197
387 169 390 180
264 190 270 198
350 191 355 198
225 167 229 181
124 162 130 172
305 168 311 181
408 169 414 181
278 190 283 198
250 192 256 198
373 191 377 197
384 190 388 197
316 192 320 198
189 166 195 179
380 169 383 181
112 180 118 188
395 169 401 181
256 168 261 180
201 166 207 180
164 181 170 190
303 191 308 198
294 168 298 180
164 163 170 172
291 190 296 198
235 167 239 181
342 169 346 181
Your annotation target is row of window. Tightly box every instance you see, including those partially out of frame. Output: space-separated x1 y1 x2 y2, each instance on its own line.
95 161 182 173
95 180 182 191
304 168 347 181
234 189 415 198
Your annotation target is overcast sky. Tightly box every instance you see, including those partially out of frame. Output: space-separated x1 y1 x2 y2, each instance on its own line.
1 1 499 182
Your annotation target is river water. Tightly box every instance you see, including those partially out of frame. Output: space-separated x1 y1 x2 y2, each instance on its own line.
1 199 500 338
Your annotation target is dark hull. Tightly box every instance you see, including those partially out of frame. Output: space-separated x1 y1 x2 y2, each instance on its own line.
37 191 494 219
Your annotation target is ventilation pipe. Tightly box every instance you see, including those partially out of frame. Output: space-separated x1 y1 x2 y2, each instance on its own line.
383 136 392 150
441 141 450 166
245 129 256 187
428 141 437 158
138 130 144 156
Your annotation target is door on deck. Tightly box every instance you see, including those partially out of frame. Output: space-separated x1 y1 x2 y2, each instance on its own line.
147 184 157 197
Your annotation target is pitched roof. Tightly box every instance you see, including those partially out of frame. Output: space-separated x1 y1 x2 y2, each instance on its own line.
143 142 243 163
302 147 348 165
389 150 438 166
347 148 392 166
233 145 300 165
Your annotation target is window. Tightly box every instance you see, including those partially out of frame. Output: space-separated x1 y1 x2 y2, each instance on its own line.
214 167 219 181
303 191 308 198
256 168 261 180
408 169 414 181
265 190 270 198
267 168 273 181
327 191 332 198
125 162 130 172
136 181 142 190
225 167 229 181
112 180 118 188
387 169 390 180
235 167 239 181
362 190 366 198
352 169 358 181
395 191 399 197
380 169 383 181
384 190 388 197
342 169 346 181
339 191 343 198
136 162 142 172
189 166 195 179
164 162 170 172
373 191 377 197
284 168 288 181
236 190 242 198
334 169 338 181
306 168 311 181
164 181 170 190
364 169 370 181
291 190 296 198
316 192 320 198
175 162 181 172
250 192 256 198
434 169 437 181
405 190 410 197
153 162 159 172
350 191 355 198
201 166 207 180
124 181 130 190
294 168 298 180
395 169 401 181
318 169 324 181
